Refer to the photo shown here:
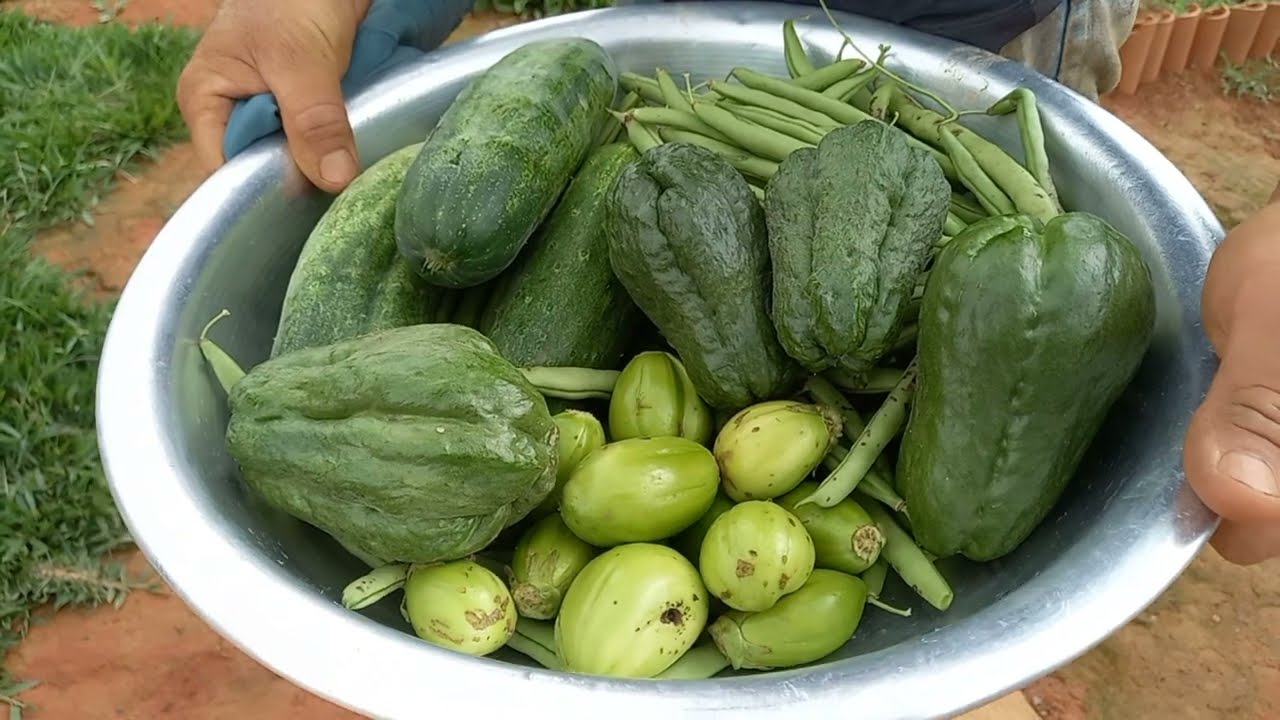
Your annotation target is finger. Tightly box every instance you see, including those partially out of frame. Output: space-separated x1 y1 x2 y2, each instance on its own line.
1209 519 1280 566
177 51 267 174
1183 311 1280 527
263 52 359 193
183 93 235 174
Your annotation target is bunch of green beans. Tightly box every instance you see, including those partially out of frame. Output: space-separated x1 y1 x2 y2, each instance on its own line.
607 19 1064 228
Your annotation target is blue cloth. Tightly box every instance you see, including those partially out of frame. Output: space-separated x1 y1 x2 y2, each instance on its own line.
222 0 1059 160
221 0 474 160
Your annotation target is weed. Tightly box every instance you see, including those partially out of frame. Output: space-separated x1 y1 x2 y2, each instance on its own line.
0 9 199 715
1220 55 1279 103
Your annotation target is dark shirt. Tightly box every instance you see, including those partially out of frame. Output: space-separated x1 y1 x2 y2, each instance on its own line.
674 0 1064 53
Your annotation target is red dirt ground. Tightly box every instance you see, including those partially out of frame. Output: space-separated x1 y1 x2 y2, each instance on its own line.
7 2 1279 719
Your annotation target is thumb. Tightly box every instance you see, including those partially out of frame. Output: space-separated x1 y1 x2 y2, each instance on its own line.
1183 287 1280 559
263 34 361 193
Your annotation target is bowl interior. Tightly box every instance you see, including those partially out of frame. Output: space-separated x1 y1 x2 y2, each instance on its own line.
102 4 1222 716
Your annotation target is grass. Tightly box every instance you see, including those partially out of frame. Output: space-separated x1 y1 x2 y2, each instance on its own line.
0 7 200 714
1220 55 1280 104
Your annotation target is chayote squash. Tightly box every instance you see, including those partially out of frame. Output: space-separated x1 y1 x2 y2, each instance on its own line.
225 323 559 564
897 212 1157 562
764 120 950 375
604 142 802 411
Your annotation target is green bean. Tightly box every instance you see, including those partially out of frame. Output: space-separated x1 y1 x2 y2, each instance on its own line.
825 366 905 394
943 211 966 237
616 110 663 154
798 358 918 508
721 98 839 130
198 310 245 394
987 87 1060 211
620 72 665 105
868 81 898 120
949 192 987 224
721 69 955 180
822 65 879 99
888 92 1058 223
720 103 826 144
783 18 818 77
861 558 888 597
629 106 733 144
507 631 563 670
823 444 905 513
749 184 766 202
591 91 639 148
654 643 731 679
849 84 874 112
891 321 918 352
521 367 620 400
692 103 810 163
855 492 954 611
795 58 865 91
937 125 1015 216
730 66 874 126
802 375 895 481
656 68 694 114
928 147 959 182
708 79 841 128
657 127 781 181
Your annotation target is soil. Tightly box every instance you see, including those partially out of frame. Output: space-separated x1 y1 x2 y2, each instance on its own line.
6 2 1280 719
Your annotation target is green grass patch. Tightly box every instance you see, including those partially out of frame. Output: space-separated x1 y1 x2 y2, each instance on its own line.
0 8 200 713
1220 55 1279 104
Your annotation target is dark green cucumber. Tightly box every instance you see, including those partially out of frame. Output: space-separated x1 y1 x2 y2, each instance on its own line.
272 142 451 358
897 213 1157 562
479 142 642 369
395 38 618 289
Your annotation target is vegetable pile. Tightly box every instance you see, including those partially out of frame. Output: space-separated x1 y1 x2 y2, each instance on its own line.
199 12 1158 680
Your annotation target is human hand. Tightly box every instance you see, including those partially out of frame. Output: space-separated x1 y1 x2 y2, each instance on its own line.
1184 188 1280 565
177 0 373 193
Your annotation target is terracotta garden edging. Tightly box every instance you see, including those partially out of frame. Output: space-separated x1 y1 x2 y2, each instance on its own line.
1220 0 1268 63
1162 3 1203 73
1117 11 1159 94
1189 3 1233 68
1247 0 1280 57
1142 9 1179 80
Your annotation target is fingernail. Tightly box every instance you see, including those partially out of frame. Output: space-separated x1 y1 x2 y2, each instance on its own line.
320 150 356 186
1218 451 1279 497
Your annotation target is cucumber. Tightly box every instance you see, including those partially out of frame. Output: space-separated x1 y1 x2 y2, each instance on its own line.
395 38 618 289
272 142 452 358
479 142 642 369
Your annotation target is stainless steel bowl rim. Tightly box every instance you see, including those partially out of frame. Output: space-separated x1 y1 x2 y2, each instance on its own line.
97 4 1222 719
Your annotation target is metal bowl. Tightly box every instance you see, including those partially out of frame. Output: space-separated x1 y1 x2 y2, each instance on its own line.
97 3 1223 718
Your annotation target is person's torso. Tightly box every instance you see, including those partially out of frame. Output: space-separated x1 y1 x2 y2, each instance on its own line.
664 0 1065 53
